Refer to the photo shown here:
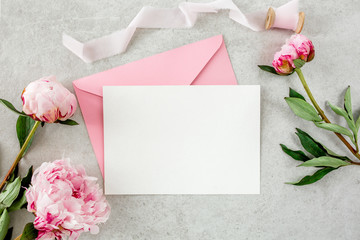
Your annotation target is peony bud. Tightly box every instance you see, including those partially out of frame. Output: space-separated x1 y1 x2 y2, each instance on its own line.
272 44 299 75
21 76 77 123
287 34 315 62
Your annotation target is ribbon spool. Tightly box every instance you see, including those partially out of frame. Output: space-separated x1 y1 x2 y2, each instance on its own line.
265 7 305 33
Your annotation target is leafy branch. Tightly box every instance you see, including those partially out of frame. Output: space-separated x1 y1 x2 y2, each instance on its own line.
260 59 360 185
292 62 360 160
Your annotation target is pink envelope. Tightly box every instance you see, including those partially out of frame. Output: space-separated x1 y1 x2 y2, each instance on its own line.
73 35 237 176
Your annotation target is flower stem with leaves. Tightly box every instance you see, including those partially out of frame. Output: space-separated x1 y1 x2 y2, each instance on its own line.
260 59 360 185
293 63 360 161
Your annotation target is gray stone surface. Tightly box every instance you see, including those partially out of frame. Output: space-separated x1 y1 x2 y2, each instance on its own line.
1 0 360 239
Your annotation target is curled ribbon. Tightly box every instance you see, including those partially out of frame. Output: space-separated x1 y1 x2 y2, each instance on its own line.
63 0 300 63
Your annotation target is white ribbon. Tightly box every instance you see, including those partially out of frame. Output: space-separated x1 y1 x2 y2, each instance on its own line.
63 0 299 63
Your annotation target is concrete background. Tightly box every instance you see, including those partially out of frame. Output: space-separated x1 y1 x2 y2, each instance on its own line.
1 0 360 239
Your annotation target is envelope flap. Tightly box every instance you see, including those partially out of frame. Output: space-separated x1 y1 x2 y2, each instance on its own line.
73 35 225 97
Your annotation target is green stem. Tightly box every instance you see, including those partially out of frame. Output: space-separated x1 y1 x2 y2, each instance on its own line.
0 121 40 191
295 68 326 119
294 68 360 161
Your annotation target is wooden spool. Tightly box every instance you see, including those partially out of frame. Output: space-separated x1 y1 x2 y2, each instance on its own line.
265 7 305 34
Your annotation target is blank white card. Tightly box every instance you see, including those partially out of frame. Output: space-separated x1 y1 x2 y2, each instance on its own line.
103 86 260 194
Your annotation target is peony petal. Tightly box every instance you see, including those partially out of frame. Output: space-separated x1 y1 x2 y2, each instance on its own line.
21 76 77 123
27 158 110 239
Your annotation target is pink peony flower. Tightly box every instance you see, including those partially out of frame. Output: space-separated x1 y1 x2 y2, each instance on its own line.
272 44 299 75
26 159 110 240
287 34 315 62
272 34 315 75
21 76 77 123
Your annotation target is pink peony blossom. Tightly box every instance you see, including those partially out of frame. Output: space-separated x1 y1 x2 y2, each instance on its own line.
272 34 315 75
26 159 110 240
287 34 315 62
21 76 77 123
272 44 299 75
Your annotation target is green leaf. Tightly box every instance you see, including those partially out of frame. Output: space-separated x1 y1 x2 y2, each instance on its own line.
356 115 360 130
4 227 12 240
321 146 351 161
16 116 36 156
298 156 351 168
344 86 353 120
293 59 306 69
285 97 322 122
258 65 279 75
294 129 351 161
343 87 358 143
21 166 33 190
57 119 79 126
295 128 327 157
287 167 336 186
0 209 10 240
289 88 306 101
280 144 310 161
0 99 26 116
329 102 347 117
8 191 27 212
8 166 18 183
329 103 358 141
11 166 34 210
7 175 14 184
20 223 38 240
314 122 354 139
0 178 21 212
